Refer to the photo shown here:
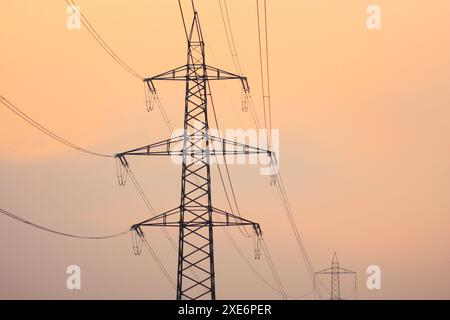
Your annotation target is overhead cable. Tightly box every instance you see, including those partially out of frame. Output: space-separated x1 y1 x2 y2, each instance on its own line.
0 207 129 240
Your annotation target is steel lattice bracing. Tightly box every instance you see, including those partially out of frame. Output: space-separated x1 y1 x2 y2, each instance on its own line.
177 15 215 300
330 253 341 300
116 11 271 300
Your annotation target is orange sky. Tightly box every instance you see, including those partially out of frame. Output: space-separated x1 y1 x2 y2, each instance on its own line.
0 0 449 299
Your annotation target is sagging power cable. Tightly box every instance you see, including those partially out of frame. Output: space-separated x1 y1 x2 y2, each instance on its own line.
256 0 273 148
217 0 324 299
207 80 253 238
64 0 174 129
65 0 143 80
0 93 175 284
142 237 177 289
0 207 129 240
208 78 292 298
0 94 112 158
131 228 176 289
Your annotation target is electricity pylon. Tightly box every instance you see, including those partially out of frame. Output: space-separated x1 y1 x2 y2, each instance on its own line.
314 253 357 300
116 10 274 300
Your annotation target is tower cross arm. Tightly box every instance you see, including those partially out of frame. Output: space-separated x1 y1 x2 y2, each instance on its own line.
115 135 185 158
132 206 262 236
315 267 356 275
335 267 356 274
209 136 273 157
115 135 275 158
315 267 334 275
204 65 250 92
144 64 250 92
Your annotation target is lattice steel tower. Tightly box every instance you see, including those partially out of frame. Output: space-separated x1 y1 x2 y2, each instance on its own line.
314 252 357 300
116 8 273 300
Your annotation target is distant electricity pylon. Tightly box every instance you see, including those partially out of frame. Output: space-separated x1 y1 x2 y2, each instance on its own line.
116 8 274 300
314 253 357 300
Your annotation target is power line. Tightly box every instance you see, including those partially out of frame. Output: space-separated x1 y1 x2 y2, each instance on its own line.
193 3 312 299
125 166 178 250
207 79 289 297
0 94 112 158
65 0 143 80
217 0 324 299
273 171 323 299
0 93 174 244
207 81 253 238
153 95 174 133
218 0 243 75
0 207 129 240
178 0 189 41
0 166 175 290
131 229 177 290
0 205 177 294
223 229 280 295
196 5 295 299
65 0 174 131
62 0 181 258
256 0 268 133
217 0 262 130
207 74 293 299
260 237 287 299
262 0 273 145
124 164 203 284
256 0 273 147
0 94 175 286
142 237 177 289
253 2 323 298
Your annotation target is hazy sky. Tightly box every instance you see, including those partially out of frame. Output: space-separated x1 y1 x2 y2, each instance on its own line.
0 0 449 299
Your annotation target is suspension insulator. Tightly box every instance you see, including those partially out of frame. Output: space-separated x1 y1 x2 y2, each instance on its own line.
145 89 156 112
254 235 262 260
115 157 128 186
144 80 158 112
131 228 144 256
270 174 277 186
241 90 249 112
